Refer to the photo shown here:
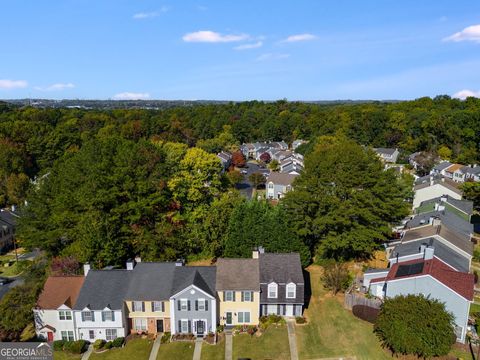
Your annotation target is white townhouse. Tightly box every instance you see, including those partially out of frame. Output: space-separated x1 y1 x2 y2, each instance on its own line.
73 265 130 341
33 276 85 341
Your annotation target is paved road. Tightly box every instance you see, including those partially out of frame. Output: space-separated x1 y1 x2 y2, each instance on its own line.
236 162 270 199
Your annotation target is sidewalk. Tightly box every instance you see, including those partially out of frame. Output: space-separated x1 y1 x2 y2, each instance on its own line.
81 345 93 360
225 330 232 360
192 337 203 360
287 319 299 360
148 336 162 360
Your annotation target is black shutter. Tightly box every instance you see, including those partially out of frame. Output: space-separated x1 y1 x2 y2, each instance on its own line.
277 305 280 315
91 311 95 322
205 300 208 311
102 311 105 322
195 300 198 311
233 292 236 302
188 300 191 311
81 312 85 321
151 302 155 312
251 291 254 302
177 300 181 311
142 302 145 312
178 320 181 333
223 291 225 301
162 302 165 312
241 292 244 302
188 320 191 333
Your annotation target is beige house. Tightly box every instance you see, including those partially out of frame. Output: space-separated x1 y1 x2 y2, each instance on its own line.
216 258 260 327
125 300 171 334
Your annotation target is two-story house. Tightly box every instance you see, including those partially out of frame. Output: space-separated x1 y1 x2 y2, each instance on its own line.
124 261 176 334
216 258 260 327
373 148 399 163
73 264 130 341
33 276 85 341
259 251 304 317
266 172 298 200
169 266 217 337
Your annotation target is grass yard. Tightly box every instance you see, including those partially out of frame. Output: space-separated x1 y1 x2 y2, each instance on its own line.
156 341 195 360
90 338 153 360
233 325 290 360
201 338 225 360
296 265 394 360
53 352 82 360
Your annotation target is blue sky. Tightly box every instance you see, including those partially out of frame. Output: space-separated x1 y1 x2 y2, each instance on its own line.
1 0 480 100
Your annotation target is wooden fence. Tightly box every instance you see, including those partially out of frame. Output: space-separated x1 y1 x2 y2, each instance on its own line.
344 293 382 310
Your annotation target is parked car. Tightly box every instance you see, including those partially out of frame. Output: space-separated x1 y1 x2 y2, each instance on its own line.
241 169 248 174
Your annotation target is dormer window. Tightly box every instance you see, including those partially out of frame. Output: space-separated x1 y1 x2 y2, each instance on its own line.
58 310 72 320
268 282 278 298
286 283 296 299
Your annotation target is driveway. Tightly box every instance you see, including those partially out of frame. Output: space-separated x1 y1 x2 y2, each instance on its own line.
236 161 270 199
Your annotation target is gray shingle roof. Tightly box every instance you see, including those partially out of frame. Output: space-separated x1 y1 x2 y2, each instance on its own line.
374 148 397 156
432 161 452 172
170 266 216 297
259 253 303 284
215 258 260 291
266 172 298 186
125 262 176 301
390 237 470 272
418 196 473 216
74 270 132 310
406 210 473 237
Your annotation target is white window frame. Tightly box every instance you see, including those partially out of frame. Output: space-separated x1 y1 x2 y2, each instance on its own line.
82 311 93 322
134 318 147 331
133 301 143 312
268 182 274 189
59 310 72 320
180 299 188 311
153 301 163 312
61 330 74 341
224 291 233 301
89 330 95 340
243 291 251 302
238 311 251 324
198 299 205 311
105 328 117 341
286 283 296 299
268 282 278 299
180 319 189 333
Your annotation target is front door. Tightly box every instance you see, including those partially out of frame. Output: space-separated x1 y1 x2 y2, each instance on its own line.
156 319 164 333
196 321 205 336
226 312 233 325
47 332 54 342
285 305 294 316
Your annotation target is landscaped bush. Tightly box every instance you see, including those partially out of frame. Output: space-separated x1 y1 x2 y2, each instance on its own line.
63 340 88 354
160 332 171 344
93 339 105 350
172 333 195 341
295 316 306 324
52 340 65 351
259 314 285 330
104 341 113 349
112 337 124 348
216 325 224 333
352 305 380 324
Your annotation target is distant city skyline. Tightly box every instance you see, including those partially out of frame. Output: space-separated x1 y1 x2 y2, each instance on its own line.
1 0 480 100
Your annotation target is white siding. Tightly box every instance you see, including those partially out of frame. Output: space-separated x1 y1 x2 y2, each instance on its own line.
34 309 77 341
74 310 125 341
413 184 462 208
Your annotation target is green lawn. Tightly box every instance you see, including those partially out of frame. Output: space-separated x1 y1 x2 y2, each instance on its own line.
296 266 390 360
233 326 290 360
90 338 153 360
53 352 82 360
157 341 195 360
201 338 225 360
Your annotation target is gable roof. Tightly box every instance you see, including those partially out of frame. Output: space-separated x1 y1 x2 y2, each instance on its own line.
413 177 462 195
406 211 473 237
461 166 480 176
389 237 470 272
374 148 397 156
215 258 260 291
37 276 85 309
402 225 473 256
267 172 298 186
259 253 303 284
445 163 464 173
0 210 17 226
74 270 132 310
418 196 473 216
386 258 474 301
170 266 216 298
432 161 452 172
125 262 177 301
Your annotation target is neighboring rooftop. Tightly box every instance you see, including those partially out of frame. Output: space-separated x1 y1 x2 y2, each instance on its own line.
170 266 216 297
445 163 464 173
385 258 474 301
418 196 473 216
125 262 176 301
374 147 397 156
266 172 298 186
215 258 260 291
413 177 462 194
259 253 303 284
432 161 452 172
406 211 473 237
37 276 85 309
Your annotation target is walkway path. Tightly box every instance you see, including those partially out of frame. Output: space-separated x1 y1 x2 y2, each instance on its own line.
81 345 93 360
287 318 299 360
192 337 203 360
148 336 162 360
225 330 233 360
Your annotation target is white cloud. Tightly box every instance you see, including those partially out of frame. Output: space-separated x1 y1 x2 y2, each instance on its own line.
182 30 249 43
113 92 151 100
234 41 263 50
256 53 290 61
133 7 168 20
443 24 480 43
282 33 317 43
0 79 28 89
452 89 480 99
35 83 75 91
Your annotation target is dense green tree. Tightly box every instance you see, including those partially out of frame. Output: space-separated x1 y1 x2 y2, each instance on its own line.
374 295 455 358
248 173 265 190
283 136 410 260
462 182 480 211
224 200 310 266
